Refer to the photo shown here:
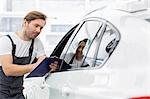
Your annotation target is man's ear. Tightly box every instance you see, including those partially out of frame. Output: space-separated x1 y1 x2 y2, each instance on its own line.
23 19 27 27
23 19 29 26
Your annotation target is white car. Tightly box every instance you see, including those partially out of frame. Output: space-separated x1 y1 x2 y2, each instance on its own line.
24 7 150 99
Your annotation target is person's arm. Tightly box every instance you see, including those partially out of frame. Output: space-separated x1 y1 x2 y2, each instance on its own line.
0 54 45 76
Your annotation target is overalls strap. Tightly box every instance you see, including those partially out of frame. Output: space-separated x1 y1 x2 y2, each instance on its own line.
6 35 16 56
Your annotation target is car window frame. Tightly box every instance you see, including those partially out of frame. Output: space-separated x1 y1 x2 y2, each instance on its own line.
52 17 120 72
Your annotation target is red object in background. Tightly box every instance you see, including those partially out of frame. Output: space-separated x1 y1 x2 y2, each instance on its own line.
130 96 150 99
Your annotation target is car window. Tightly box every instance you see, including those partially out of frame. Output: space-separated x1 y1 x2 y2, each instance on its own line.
83 23 107 67
83 36 99 67
58 18 120 71
73 21 120 67
60 20 103 69
95 25 119 67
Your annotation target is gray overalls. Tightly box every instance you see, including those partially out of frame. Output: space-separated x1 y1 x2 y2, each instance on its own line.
0 35 34 99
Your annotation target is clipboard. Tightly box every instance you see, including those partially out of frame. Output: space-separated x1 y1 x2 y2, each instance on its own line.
26 57 72 78
26 57 58 78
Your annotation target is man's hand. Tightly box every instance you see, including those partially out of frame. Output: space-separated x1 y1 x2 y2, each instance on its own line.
31 55 46 72
49 61 58 72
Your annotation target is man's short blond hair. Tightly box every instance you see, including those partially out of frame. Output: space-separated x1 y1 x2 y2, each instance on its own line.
24 11 47 23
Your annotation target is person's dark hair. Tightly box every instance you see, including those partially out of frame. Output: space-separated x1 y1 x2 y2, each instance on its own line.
24 11 47 23
79 38 88 44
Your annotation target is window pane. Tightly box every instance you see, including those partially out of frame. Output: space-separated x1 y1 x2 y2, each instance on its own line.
51 24 72 32
62 20 103 69
12 0 35 11
0 17 22 32
95 24 120 67
39 0 85 12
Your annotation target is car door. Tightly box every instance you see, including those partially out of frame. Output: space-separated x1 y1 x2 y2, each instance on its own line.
46 17 120 99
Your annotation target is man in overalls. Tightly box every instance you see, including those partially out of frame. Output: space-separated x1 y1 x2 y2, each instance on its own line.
0 11 57 99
